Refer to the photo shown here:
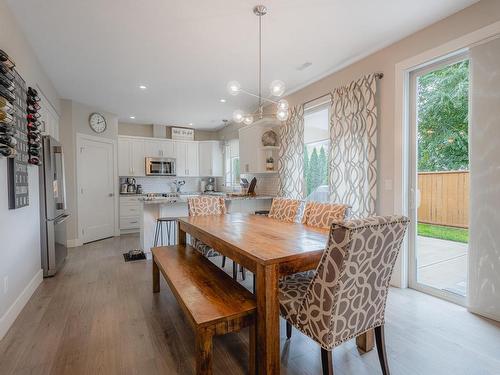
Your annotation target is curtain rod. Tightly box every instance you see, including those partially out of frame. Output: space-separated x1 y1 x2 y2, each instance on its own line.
302 72 384 107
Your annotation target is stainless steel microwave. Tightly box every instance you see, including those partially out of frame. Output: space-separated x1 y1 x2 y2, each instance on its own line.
145 157 176 176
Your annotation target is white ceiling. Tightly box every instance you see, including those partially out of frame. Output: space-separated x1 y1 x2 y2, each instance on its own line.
8 0 478 129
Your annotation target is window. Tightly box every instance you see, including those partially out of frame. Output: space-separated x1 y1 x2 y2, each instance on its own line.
304 105 330 202
224 139 240 189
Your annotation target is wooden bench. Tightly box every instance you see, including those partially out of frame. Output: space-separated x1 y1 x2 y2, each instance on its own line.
152 244 256 375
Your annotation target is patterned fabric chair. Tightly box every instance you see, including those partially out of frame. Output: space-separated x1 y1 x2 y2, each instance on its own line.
268 197 302 223
302 201 351 229
187 196 245 280
279 215 409 375
187 196 225 258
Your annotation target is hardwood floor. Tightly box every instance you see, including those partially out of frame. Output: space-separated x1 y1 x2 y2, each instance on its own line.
1 234 499 374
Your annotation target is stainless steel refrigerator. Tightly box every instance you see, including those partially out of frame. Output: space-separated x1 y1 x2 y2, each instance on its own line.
39 136 70 277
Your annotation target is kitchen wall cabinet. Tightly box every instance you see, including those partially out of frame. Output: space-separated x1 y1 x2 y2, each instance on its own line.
118 137 145 176
176 141 199 176
198 141 223 177
118 136 224 178
144 139 175 158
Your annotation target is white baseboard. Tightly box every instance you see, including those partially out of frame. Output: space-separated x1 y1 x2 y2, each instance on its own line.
468 306 500 323
67 238 83 248
0 269 43 341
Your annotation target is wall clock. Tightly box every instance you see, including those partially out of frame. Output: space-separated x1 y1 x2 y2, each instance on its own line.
89 112 107 133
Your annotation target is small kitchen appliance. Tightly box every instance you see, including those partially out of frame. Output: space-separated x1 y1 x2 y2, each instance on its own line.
205 177 215 192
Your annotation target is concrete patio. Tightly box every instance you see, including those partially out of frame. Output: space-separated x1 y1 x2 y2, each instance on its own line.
417 236 468 296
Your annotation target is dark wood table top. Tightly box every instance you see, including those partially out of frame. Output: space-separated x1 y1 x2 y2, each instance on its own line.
178 213 329 266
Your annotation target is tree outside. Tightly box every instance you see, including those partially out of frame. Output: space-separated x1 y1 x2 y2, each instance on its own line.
304 142 329 197
417 59 469 171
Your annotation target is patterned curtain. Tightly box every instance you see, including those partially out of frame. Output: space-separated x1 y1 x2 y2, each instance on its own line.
329 74 377 218
278 105 305 199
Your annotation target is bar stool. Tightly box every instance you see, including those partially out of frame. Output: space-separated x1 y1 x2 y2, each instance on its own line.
154 217 177 246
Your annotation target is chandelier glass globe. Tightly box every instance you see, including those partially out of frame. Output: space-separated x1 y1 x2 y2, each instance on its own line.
232 109 245 123
276 109 289 122
277 99 289 111
243 114 254 125
227 80 241 96
270 80 286 97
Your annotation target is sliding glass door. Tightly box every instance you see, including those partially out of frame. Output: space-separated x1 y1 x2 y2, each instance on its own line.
408 54 470 304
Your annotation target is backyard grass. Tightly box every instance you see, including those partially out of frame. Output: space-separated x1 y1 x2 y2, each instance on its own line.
418 223 469 243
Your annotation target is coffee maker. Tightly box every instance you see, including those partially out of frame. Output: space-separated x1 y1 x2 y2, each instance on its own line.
205 177 215 192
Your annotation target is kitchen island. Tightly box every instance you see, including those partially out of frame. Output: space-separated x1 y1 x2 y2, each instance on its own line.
139 194 274 254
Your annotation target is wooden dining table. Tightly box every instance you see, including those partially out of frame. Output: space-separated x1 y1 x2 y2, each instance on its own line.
177 213 373 374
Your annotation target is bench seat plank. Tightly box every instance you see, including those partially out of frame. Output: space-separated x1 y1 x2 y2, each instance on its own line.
152 245 256 329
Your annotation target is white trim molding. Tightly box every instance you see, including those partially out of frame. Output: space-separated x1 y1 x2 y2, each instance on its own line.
393 20 500 289
0 269 43 341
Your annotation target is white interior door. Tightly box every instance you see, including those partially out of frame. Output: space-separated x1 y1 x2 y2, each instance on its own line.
78 136 115 243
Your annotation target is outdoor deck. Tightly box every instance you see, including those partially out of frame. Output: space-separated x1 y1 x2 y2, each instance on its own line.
417 236 468 296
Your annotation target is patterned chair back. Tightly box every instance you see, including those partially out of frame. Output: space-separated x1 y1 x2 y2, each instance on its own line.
297 215 409 349
268 197 302 223
187 196 226 217
302 201 351 229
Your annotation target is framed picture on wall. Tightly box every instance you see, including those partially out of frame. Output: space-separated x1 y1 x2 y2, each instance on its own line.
172 127 194 141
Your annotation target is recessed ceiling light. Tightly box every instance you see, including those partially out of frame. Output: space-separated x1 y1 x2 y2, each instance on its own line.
129 116 135 119
220 98 226 103
139 85 147 90
189 123 193 126
297 62 312 71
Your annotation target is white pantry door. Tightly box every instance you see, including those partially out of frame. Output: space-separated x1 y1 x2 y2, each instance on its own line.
78 136 115 243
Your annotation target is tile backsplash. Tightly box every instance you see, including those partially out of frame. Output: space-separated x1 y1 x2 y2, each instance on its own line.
120 173 279 196
121 177 203 193
216 173 279 196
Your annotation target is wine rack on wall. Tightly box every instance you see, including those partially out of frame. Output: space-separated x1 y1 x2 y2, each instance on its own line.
0 48 30 209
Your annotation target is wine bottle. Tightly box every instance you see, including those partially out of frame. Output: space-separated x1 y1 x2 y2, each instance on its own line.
28 148 40 157
28 87 38 97
0 134 17 147
0 111 13 123
0 85 15 102
0 49 15 69
0 144 16 158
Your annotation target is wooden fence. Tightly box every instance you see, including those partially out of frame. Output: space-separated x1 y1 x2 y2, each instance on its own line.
418 171 469 228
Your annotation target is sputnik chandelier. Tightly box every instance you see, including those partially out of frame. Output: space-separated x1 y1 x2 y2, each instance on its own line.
227 5 289 125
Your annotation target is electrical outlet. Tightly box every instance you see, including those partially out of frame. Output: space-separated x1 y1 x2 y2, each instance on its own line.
3 276 8 294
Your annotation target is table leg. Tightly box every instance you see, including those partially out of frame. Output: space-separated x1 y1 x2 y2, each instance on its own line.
255 263 280 375
356 329 375 352
152 255 160 293
178 222 186 245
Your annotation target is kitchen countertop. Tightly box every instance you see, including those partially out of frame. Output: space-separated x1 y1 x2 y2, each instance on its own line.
139 194 275 204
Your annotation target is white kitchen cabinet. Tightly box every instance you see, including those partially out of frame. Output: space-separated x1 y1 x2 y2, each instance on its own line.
176 141 199 176
120 195 141 233
118 136 145 176
198 141 223 177
144 139 175 158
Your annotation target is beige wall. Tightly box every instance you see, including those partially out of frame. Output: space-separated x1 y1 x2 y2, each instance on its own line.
60 100 119 242
119 123 219 141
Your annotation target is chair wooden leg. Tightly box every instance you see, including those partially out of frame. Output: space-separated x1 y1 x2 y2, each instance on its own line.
232 261 237 280
321 348 333 375
195 328 213 375
252 274 256 294
286 322 292 339
152 257 160 293
222 256 226 268
240 265 246 280
374 325 390 375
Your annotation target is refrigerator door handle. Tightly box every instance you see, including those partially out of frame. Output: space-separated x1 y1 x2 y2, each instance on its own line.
53 213 71 225
54 145 68 211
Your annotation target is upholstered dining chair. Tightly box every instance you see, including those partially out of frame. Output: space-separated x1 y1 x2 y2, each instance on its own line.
268 197 302 223
279 215 409 375
302 201 351 229
187 196 245 280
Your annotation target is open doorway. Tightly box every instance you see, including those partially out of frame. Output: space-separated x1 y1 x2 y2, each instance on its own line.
408 55 470 304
